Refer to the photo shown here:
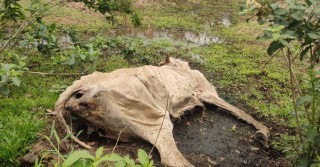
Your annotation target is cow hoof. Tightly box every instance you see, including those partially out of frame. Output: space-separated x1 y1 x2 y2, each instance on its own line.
255 130 269 148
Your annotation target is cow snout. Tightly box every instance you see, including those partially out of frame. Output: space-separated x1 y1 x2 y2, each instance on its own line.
65 90 92 112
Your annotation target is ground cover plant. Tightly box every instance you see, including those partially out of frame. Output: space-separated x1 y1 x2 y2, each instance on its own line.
33 121 154 167
0 0 318 166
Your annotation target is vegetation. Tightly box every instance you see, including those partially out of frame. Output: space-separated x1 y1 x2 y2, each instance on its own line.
34 121 154 167
242 0 320 165
0 0 319 166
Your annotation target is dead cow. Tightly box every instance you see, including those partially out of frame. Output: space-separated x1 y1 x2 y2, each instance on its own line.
56 56 269 167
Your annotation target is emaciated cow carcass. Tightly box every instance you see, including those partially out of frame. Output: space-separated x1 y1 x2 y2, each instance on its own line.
56 56 269 167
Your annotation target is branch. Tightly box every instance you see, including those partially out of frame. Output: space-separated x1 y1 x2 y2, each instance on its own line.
111 126 127 153
57 107 92 149
41 1 70 18
0 0 61 54
282 49 302 95
262 49 281 69
0 13 33 53
284 48 303 142
312 43 320 58
148 95 173 156
25 71 86 76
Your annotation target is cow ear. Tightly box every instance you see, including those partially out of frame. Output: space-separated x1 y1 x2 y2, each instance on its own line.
159 54 171 66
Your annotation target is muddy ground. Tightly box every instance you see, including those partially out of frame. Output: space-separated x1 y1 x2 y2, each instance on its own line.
19 103 284 167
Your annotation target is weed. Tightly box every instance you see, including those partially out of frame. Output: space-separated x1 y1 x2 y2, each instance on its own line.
35 121 154 167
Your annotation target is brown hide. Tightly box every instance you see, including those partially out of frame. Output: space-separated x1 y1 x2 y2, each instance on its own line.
55 57 269 167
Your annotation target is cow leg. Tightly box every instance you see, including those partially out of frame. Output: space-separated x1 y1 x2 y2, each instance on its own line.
199 91 269 147
141 118 193 167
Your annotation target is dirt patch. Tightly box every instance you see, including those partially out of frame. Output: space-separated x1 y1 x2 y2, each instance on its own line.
19 103 284 166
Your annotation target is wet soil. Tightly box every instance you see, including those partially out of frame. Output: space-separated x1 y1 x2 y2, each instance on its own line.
173 106 281 167
19 104 283 167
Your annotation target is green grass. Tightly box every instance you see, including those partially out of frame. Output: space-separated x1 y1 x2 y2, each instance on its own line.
0 46 135 166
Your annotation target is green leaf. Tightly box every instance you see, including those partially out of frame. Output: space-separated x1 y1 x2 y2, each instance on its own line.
296 154 308 167
95 147 104 159
280 40 292 49
115 160 126 167
272 33 281 40
108 153 124 161
138 149 149 166
53 129 60 144
306 127 317 141
50 34 56 43
314 8 320 15
290 9 305 21
124 155 135 166
1 75 7 83
75 130 83 137
270 3 279 10
79 54 86 60
148 160 154 167
274 8 287 16
62 151 95 167
50 120 55 139
11 77 21 86
309 0 319 8
281 30 297 39
308 32 319 39
296 95 312 106
0 85 10 95
256 34 272 42
310 163 319 167
288 20 303 29
257 17 265 25
99 153 123 162
62 133 73 140
267 41 284 56
70 160 86 167
2 64 11 71
300 46 311 61
266 25 285 33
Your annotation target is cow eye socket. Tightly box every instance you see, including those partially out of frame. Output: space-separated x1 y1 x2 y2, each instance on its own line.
75 92 84 99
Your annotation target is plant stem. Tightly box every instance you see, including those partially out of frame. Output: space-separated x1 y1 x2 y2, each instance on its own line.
282 49 311 122
149 95 172 156
44 136 66 161
284 48 303 142
262 49 280 69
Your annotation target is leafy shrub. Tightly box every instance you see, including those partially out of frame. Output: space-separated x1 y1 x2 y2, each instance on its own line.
0 51 28 95
131 10 142 27
0 0 142 95
241 0 320 165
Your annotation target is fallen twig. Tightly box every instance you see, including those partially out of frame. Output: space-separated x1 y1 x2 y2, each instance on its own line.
148 95 173 156
25 71 86 76
112 126 128 153
57 107 92 149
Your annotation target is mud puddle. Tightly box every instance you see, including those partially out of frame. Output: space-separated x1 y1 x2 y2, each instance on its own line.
173 106 275 166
